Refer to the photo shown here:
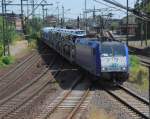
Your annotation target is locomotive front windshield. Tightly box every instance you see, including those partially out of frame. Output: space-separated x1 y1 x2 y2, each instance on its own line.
101 44 126 57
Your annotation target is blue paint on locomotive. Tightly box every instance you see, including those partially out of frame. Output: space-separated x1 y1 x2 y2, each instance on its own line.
125 44 129 72
75 39 101 76
95 43 101 76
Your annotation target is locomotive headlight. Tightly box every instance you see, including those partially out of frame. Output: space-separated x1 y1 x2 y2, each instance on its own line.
102 67 107 71
122 67 126 70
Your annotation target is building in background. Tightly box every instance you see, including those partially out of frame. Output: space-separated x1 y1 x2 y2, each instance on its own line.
120 15 138 35
0 12 22 32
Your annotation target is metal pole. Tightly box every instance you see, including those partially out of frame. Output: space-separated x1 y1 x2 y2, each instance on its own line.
62 5 64 27
57 5 59 26
32 0 34 18
2 0 5 56
45 8 48 18
21 0 24 34
126 0 128 46
27 0 29 17
45 8 48 25
4 0 10 55
42 5 45 25
56 2 60 26
77 16 80 29
141 21 143 46
145 22 148 46
93 6 96 21
85 0 87 31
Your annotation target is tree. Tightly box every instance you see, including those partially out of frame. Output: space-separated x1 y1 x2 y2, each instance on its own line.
26 17 43 40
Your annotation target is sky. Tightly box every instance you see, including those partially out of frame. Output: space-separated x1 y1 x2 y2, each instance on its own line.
6 0 137 19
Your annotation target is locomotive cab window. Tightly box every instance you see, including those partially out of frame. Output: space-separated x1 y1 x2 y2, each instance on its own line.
101 43 126 57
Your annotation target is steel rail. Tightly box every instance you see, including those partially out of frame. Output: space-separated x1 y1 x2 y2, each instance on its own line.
1 70 59 119
0 56 56 106
0 52 37 80
44 75 83 119
105 87 149 119
0 57 59 119
118 84 149 105
0 57 41 98
66 88 90 119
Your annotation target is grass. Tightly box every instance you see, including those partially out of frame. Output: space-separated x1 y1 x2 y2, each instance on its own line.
129 55 149 91
0 56 15 68
28 39 37 49
88 106 116 119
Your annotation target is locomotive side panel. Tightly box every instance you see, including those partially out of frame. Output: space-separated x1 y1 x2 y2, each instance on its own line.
75 40 100 76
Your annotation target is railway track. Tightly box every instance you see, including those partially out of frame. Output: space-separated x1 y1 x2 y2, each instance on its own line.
105 84 149 119
0 57 60 119
0 53 40 87
0 57 41 97
0 52 37 81
136 55 150 67
128 46 150 57
128 47 150 65
35 76 93 119
0 53 56 101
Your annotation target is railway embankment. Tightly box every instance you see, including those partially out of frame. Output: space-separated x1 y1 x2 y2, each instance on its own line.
124 55 149 99
0 40 35 76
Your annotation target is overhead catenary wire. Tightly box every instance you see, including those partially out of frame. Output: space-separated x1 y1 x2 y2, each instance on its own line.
26 0 53 20
94 0 150 21
93 0 127 13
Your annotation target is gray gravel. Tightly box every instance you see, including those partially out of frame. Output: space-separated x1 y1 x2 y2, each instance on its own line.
123 81 149 100
87 89 137 119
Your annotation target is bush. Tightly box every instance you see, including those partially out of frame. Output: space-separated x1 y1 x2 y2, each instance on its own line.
130 55 140 68
0 56 15 68
28 39 37 49
129 55 149 90
0 60 6 67
0 44 3 56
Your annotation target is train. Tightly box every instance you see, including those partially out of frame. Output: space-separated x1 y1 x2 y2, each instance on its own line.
41 27 129 83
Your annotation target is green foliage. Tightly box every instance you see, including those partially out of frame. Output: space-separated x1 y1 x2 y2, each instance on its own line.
28 39 37 49
110 22 119 30
0 16 21 55
143 2 150 12
129 55 149 91
0 43 3 56
25 17 42 49
0 56 15 68
25 17 43 40
130 55 140 69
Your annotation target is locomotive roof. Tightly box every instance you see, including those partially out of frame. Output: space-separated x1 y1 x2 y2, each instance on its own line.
42 27 54 32
102 41 125 46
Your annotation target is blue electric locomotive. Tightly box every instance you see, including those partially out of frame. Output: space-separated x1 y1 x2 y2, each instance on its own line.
41 27 129 83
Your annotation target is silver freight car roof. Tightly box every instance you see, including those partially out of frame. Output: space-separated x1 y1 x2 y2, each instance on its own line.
41 27 86 37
